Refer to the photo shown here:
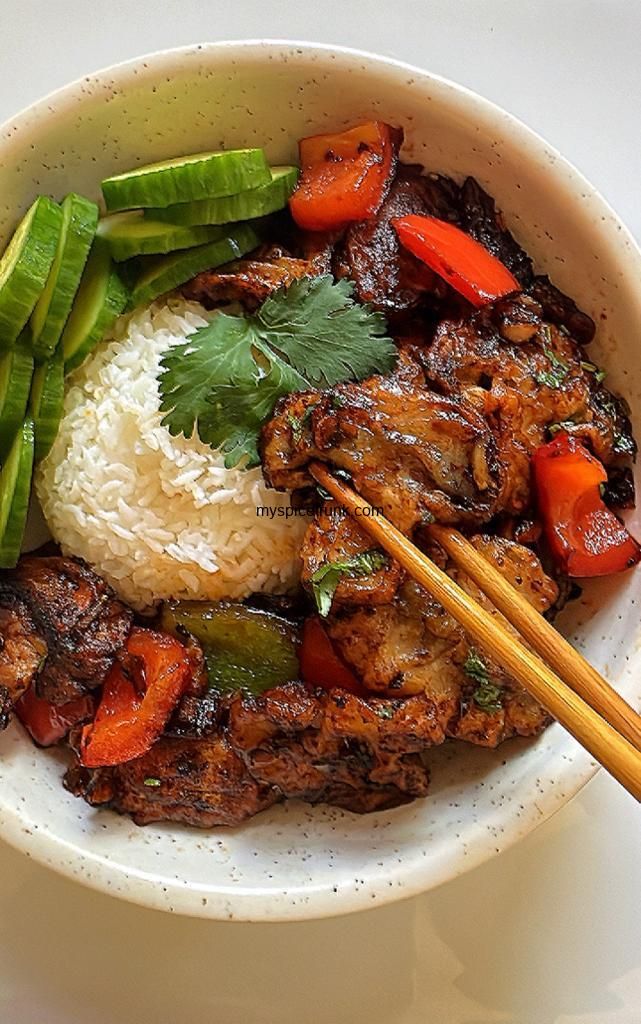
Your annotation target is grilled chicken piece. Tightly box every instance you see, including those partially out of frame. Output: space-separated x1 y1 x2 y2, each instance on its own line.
65 734 279 828
423 294 634 514
227 683 434 811
334 165 463 316
182 245 315 311
326 536 557 747
262 351 502 531
0 602 47 729
528 275 595 346
300 505 403 606
0 556 132 710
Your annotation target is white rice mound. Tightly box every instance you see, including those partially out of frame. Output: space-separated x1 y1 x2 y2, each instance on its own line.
36 297 306 610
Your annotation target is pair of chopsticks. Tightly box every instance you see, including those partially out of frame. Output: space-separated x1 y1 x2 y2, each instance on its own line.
309 462 641 802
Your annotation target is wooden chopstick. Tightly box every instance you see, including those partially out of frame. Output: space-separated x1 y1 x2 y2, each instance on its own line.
429 524 641 754
309 461 641 802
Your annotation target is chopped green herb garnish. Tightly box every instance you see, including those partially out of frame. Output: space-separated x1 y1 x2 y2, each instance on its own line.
535 345 569 389
580 360 607 384
310 549 388 617
612 432 636 456
374 703 395 720
548 420 577 438
143 777 161 787
158 275 396 468
288 403 316 444
463 650 503 713
472 679 504 712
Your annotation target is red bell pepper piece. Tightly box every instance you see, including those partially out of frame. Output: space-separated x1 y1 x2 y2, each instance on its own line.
289 121 401 232
299 615 364 695
80 627 192 768
393 214 520 306
15 688 94 747
532 432 641 577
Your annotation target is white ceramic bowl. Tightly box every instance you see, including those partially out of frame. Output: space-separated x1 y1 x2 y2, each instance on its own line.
1 40 640 922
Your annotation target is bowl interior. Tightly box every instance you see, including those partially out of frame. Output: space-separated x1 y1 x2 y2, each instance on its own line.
1 41 640 921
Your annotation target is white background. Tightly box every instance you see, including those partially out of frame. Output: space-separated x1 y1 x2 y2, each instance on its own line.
1 2 640 1022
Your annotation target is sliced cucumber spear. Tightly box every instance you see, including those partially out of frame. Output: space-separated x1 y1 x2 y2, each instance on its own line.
128 223 260 310
0 416 35 568
30 192 99 361
61 238 129 373
0 197 62 350
101 149 271 212
97 211 228 262
0 336 34 460
147 166 299 227
30 348 64 462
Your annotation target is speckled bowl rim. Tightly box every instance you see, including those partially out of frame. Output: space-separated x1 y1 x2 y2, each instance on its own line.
1 39 640 921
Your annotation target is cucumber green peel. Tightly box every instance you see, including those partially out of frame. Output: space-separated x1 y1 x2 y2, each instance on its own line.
0 416 35 568
0 197 62 349
0 337 34 460
31 192 99 361
97 211 227 262
30 348 64 462
147 166 299 227
61 238 129 373
101 149 271 212
128 224 260 310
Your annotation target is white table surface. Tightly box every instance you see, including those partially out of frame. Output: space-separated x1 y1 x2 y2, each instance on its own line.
1 3 640 1021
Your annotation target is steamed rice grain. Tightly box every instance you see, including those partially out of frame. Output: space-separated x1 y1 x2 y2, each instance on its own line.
36 297 306 609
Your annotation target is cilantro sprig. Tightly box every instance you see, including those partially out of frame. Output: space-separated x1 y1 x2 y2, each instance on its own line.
310 549 388 617
158 275 397 468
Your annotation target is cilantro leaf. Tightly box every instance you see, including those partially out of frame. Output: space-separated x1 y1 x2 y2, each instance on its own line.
310 549 388 617
203 359 306 468
158 275 396 468
257 276 394 386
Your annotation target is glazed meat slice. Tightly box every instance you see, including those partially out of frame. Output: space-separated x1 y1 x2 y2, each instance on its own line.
228 682 435 812
528 275 595 346
262 351 502 531
0 556 133 706
423 294 634 513
65 734 280 828
0 601 48 729
326 536 557 747
182 245 316 311
334 165 463 316
300 505 404 606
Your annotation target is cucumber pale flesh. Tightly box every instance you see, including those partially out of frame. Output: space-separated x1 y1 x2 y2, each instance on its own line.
97 211 228 262
61 238 129 373
148 166 299 227
0 337 34 460
0 197 62 349
30 348 64 462
0 416 35 568
129 224 260 309
31 192 99 361
102 149 271 212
